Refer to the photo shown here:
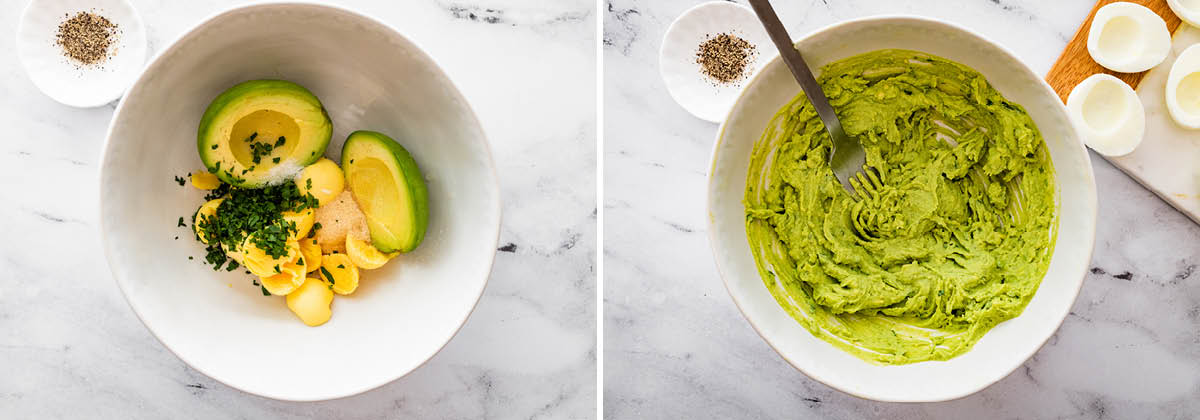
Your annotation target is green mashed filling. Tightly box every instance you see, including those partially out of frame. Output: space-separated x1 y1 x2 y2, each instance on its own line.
744 49 1058 364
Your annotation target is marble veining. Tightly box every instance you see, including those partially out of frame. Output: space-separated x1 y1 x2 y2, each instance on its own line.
604 0 1200 418
0 0 595 418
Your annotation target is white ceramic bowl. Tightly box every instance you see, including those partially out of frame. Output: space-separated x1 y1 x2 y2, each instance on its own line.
660 1 775 123
99 3 500 401
16 0 147 107
707 16 1097 402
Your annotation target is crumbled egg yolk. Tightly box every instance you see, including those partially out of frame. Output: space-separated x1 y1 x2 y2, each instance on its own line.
186 158 404 326
320 253 360 295
193 198 223 244
287 277 333 326
346 236 395 269
299 238 322 273
191 171 221 190
295 158 345 206
241 235 301 278
260 257 307 295
281 208 316 240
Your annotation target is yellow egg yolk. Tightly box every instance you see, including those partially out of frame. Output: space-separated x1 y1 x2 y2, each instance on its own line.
320 253 360 295
193 198 224 244
295 158 345 206
287 277 334 326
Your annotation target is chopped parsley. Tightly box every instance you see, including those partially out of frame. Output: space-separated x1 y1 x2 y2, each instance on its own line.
177 217 186 227
246 132 258 142
261 286 271 296
174 176 186 186
191 182 318 270
275 136 286 147
319 266 336 284
337 264 344 269
210 144 218 150
272 157 281 164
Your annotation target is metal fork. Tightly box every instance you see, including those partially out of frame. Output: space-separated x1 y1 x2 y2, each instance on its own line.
747 0 870 197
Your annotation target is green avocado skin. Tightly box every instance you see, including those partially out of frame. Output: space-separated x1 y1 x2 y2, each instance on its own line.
197 79 332 187
342 130 429 253
744 50 1057 365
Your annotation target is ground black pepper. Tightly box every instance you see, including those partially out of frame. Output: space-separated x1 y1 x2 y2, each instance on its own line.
55 11 120 66
696 32 757 84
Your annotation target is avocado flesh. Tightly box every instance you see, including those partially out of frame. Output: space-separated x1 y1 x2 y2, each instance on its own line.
198 80 332 187
341 131 428 253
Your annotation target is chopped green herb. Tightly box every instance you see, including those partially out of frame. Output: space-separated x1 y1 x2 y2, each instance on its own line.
188 256 193 260
174 236 179 240
211 144 219 150
319 266 336 284
272 157 281 164
349 159 354 164
174 176 186 186
275 136 286 147
225 259 240 272
274 264 281 273
337 264 344 269
261 286 271 296
247 132 258 142
177 217 186 227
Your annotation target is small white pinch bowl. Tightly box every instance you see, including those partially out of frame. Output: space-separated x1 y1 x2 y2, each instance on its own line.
660 1 776 123
707 16 1097 402
99 3 500 401
17 0 147 107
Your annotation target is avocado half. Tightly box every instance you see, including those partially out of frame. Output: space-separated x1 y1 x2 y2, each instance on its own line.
198 80 332 187
341 130 429 253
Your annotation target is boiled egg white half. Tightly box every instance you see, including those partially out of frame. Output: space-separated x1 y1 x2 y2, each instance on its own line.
1066 73 1145 156
1166 44 1200 129
1167 0 1200 28
1087 2 1171 73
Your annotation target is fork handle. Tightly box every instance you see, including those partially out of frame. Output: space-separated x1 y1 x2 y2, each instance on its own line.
745 0 848 150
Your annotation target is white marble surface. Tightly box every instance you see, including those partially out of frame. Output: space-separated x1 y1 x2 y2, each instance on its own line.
604 0 1200 418
0 0 594 418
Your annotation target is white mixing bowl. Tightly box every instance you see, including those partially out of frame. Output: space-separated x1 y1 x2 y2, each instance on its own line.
99 3 500 401
707 16 1097 402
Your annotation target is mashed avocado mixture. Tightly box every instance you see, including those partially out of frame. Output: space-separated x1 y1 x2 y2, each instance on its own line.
744 49 1057 364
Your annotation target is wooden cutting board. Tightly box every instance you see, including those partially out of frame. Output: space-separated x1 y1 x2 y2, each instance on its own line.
1047 0 1200 225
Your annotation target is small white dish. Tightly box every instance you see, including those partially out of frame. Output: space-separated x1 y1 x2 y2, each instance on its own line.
16 0 147 108
99 3 500 401
660 1 775 123
707 16 1097 402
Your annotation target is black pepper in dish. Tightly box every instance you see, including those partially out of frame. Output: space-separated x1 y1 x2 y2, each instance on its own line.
55 11 120 66
696 32 757 85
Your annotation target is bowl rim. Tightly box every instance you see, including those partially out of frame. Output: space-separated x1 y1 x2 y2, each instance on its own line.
96 1 501 402
705 14 1097 402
